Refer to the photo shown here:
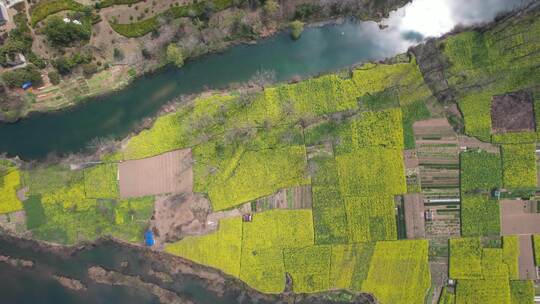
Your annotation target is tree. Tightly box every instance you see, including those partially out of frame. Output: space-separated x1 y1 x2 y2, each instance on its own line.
263 0 279 15
1 65 43 88
48 71 61 85
113 48 124 61
43 16 91 47
166 44 184 67
290 20 304 40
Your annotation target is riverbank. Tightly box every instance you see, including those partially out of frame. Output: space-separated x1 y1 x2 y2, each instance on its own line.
0 232 377 303
0 0 411 123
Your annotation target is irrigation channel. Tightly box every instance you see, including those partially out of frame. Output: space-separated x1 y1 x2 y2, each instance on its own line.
0 0 531 160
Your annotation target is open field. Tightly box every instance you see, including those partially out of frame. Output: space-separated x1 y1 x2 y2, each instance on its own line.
119 149 192 198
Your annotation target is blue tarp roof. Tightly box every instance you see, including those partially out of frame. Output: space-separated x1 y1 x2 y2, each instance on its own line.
22 82 32 89
144 230 154 246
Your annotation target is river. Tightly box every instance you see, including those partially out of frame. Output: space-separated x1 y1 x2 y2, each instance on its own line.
0 0 531 160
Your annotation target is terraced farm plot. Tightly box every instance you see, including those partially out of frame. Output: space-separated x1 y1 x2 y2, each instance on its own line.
413 118 461 237
119 149 193 198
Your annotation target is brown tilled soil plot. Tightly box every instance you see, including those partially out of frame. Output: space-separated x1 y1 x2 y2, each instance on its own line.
250 185 312 212
518 235 537 280
404 194 426 239
500 200 540 235
491 91 535 134
119 149 192 198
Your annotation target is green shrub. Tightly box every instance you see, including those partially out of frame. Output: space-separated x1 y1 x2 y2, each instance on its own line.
290 20 304 40
48 71 61 85
166 44 184 67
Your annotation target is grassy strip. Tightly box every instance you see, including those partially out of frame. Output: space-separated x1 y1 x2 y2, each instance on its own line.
30 0 87 26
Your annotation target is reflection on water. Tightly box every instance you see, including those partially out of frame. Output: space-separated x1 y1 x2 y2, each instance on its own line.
0 0 533 159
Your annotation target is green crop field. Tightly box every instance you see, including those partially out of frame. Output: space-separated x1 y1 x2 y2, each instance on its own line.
361 240 430 304
443 13 540 142
283 245 332 293
336 148 406 197
449 237 483 279
330 243 375 290
204 145 309 211
502 236 520 280
456 278 511 304
240 247 285 293
459 151 502 193
460 194 500 237
501 144 537 189
0 162 23 214
450 236 528 303
165 217 243 277
510 280 534 304
83 163 119 199
345 195 397 242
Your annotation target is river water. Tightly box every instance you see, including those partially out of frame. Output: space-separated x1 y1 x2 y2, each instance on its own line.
0 0 531 160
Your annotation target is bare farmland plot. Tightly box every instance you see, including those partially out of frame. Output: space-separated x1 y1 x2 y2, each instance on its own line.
119 149 193 198
518 235 536 280
500 200 540 235
404 193 426 239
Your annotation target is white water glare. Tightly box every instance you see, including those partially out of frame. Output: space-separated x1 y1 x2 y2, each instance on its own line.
382 0 534 38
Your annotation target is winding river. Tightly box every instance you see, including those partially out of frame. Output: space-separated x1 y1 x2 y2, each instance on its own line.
0 0 531 160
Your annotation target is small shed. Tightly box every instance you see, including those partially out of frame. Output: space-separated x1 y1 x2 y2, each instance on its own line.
242 214 253 222
144 230 155 246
